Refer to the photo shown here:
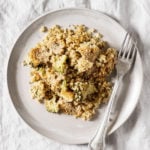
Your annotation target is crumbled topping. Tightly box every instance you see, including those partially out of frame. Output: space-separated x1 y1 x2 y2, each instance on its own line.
24 25 117 120
40 26 48 32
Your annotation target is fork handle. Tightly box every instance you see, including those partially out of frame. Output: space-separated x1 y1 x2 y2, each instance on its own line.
88 76 122 150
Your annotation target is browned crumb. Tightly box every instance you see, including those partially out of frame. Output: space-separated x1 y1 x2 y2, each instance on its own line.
24 25 117 120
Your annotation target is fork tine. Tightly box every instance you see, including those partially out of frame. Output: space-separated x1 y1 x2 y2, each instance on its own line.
122 34 133 58
126 41 135 59
127 42 137 61
118 32 129 57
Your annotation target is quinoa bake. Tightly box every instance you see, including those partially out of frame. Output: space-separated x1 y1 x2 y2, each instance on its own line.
24 25 117 120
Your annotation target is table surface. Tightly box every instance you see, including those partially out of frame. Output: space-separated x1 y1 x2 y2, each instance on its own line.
1 0 150 150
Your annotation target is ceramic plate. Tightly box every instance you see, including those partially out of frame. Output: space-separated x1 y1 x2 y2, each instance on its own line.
7 8 143 144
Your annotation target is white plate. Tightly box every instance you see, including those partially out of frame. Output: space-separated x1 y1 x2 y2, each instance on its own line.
7 8 143 144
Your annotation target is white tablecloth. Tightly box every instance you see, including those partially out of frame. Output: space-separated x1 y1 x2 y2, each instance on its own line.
1 0 150 149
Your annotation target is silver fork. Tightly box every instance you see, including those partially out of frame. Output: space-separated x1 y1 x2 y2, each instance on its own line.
88 32 137 150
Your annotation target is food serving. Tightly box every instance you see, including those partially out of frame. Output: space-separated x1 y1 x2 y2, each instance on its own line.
24 24 117 120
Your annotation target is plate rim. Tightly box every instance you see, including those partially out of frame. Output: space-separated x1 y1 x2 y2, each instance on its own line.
6 7 143 144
